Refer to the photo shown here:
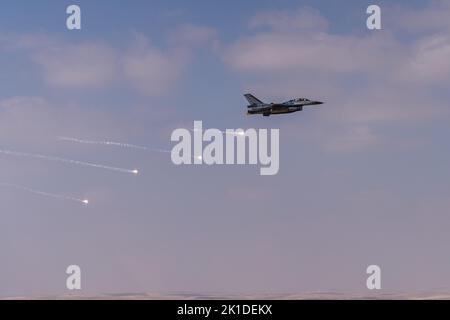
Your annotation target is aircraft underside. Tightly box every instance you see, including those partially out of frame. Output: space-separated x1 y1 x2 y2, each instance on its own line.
247 106 303 116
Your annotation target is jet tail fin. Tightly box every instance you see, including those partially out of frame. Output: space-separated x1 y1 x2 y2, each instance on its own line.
244 94 264 106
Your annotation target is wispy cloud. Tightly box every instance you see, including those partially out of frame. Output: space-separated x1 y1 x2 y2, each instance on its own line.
389 1 450 33
122 25 217 95
2 24 217 95
249 7 329 32
224 8 402 75
33 42 118 89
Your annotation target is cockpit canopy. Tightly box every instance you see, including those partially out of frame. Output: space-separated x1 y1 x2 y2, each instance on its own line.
288 98 310 103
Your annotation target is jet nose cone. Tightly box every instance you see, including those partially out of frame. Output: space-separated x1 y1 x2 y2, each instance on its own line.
314 101 323 105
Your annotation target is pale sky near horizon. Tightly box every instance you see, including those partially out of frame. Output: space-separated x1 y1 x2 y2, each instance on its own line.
1 0 450 296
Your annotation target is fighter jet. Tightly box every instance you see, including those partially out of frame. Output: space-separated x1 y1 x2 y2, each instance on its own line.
244 94 323 117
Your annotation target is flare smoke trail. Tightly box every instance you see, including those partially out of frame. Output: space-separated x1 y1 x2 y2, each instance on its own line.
0 183 89 205
0 148 139 175
58 137 171 154
190 129 245 136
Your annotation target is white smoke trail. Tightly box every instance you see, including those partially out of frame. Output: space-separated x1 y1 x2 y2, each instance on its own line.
0 182 89 205
0 148 139 175
58 137 147 151
190 128 245 136
58 136 171 154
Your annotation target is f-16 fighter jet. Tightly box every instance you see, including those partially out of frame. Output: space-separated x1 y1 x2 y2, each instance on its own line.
245 94 323 117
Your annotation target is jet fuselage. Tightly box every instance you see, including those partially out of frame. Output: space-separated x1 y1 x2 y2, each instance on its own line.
244 94 323 117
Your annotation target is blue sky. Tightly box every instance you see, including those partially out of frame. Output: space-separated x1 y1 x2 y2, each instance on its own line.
1 0 450 297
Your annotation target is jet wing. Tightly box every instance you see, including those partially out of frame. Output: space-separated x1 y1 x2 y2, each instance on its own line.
270 104 289 111
254 105 273 112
